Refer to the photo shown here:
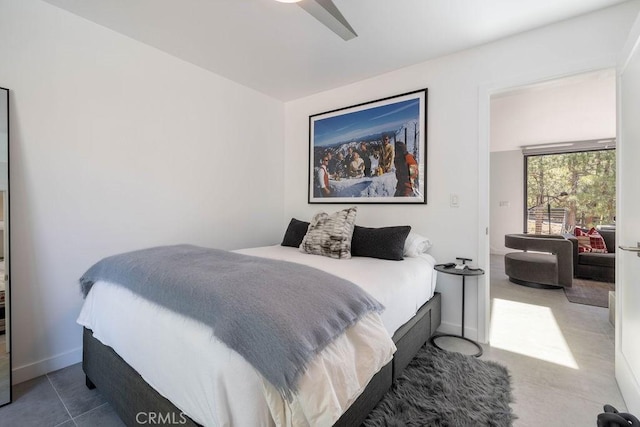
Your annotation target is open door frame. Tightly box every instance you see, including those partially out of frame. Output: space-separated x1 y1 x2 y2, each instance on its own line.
477 21 640 410
477 60 619 344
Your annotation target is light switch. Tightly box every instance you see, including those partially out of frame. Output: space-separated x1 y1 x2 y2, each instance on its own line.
499 201 510 207
450 194 459 208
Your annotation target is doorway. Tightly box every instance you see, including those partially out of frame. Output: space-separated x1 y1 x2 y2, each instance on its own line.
489 69 616 309
479 69 623 422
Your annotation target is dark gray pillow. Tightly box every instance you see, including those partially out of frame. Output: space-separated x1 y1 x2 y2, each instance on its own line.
351 225 411 261
281 218 310 248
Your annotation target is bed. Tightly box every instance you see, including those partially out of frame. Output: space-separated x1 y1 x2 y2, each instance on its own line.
78 244 441 426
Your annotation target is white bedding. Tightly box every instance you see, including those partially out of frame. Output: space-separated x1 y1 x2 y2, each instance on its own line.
77 245 437 427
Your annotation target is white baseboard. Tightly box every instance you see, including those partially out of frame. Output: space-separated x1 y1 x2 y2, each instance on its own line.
436 320 481 343
12 347 82 385
616 349 640 415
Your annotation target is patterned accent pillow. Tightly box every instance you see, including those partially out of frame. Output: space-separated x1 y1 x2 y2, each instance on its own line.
574 227 609 253
574 227 591 253
300 207 358 259
587 228 608 253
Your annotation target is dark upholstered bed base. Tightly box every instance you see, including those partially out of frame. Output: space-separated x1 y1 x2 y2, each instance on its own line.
83 292 441 426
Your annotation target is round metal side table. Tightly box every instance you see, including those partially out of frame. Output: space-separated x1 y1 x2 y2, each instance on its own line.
430 264 484 357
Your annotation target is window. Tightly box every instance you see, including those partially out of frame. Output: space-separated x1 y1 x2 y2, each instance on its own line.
524 149 615 234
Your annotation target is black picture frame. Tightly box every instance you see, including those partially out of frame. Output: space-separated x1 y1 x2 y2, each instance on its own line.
308 88 427 204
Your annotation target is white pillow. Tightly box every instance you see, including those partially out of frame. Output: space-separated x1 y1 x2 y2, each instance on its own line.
403 232 432 257
300 207 358 259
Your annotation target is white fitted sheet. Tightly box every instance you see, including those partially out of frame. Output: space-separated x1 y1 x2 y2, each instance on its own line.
77 246 437 426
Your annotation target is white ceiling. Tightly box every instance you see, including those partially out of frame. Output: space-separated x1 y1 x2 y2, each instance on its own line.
42 0 630 101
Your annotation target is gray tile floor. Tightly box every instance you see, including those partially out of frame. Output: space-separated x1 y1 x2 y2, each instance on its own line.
0 362 123 427
0 255 624 426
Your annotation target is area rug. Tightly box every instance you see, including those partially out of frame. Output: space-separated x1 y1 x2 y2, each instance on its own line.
564 278 614 308
363 344 516 427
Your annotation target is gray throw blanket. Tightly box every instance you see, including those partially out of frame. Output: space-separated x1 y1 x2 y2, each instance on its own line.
79 244 384 399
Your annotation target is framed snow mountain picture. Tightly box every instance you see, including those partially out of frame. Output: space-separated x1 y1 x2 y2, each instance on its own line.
308 88 427 204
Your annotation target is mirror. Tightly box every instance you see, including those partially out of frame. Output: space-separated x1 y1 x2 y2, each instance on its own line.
0 87 10 406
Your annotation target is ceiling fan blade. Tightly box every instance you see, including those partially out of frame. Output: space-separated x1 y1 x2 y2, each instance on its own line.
298 0 357 41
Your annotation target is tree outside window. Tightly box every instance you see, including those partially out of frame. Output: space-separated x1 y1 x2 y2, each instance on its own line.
526 149 615 234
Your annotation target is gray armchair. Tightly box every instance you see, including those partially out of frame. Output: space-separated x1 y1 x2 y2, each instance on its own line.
564 228 615 282
504 234 573 288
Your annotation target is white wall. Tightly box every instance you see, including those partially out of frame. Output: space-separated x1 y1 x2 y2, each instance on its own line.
284 2 639 340
490 151 524 255
491 70 616 152
0 0 285 382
